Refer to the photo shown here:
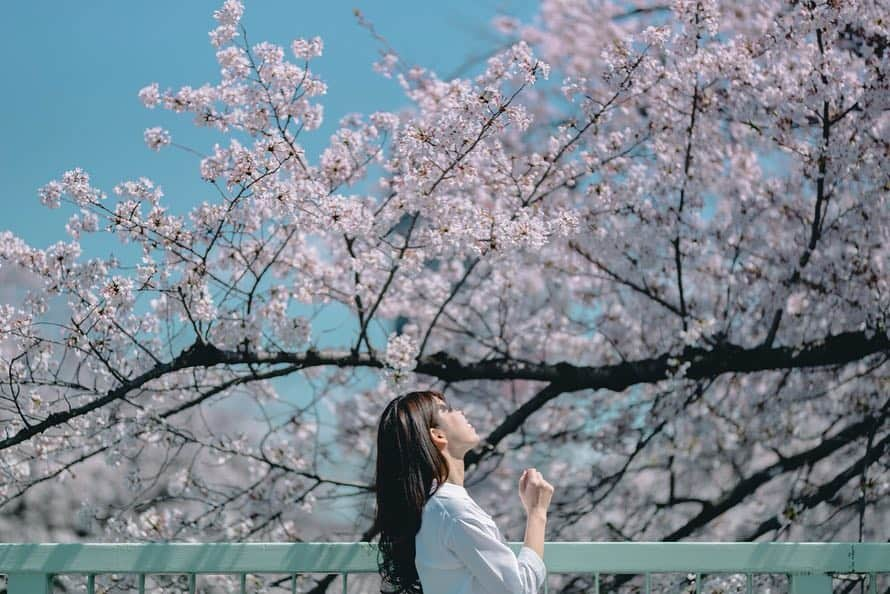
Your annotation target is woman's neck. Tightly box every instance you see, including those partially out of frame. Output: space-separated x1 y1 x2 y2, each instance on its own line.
445 453 465 486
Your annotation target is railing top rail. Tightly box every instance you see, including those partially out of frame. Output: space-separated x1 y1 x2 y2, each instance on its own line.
0 542 887 574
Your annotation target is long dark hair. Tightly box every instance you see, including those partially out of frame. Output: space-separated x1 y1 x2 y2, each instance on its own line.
373 390 450 593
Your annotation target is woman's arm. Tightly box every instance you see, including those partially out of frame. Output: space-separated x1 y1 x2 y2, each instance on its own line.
523 508 547 560
519 467 554 560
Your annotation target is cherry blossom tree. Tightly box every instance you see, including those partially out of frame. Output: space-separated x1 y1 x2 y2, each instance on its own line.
1 0 888 592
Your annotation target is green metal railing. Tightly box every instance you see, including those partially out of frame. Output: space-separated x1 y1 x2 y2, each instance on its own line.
0 542 887 593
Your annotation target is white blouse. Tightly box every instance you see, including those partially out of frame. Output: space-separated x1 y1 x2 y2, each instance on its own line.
414 481 547 594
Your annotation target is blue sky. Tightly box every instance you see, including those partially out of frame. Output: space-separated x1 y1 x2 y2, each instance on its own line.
1 0 535 380
2 0 535 250
0 0 543 311
0 0 538 440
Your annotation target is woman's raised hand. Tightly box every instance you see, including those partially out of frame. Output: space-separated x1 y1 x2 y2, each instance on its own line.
518 468 554 515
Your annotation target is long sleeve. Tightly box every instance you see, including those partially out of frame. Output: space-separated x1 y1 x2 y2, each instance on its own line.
444 512 546 594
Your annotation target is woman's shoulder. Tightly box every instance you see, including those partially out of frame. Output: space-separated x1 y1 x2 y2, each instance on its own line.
426 489 467 518
424 493 502 545
426 490 457 511
426 491 491 525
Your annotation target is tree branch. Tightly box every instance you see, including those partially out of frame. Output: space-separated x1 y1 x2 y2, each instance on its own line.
663 400 888 541
742 429 890 541
3 329 887 452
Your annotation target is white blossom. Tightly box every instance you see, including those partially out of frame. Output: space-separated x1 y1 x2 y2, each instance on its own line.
385 332 418 371
143 127 171 151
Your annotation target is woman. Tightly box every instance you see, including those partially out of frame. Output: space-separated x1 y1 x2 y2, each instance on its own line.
373 389 554 594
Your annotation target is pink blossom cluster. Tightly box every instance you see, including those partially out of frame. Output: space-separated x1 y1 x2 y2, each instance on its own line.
1 0 888 578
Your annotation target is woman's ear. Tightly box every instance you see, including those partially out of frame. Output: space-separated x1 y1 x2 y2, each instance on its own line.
429 427 447 449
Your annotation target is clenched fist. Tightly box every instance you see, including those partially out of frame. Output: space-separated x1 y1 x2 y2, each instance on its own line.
518 468 554 515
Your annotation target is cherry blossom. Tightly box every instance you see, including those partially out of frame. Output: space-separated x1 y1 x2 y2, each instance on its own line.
143 126 171 151
1 0 888 592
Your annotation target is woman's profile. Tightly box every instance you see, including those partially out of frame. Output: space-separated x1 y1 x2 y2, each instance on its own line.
372 389 554 593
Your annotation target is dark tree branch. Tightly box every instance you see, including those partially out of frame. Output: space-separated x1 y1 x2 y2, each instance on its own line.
464 383 564 468
587 406 889 594
743 429 890 541
762 27 836 349
3 329 887 452
663 401 889 541
418 328 888 387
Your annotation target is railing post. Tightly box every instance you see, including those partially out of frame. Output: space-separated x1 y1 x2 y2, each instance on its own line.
7 572 51 594
790 573 831 594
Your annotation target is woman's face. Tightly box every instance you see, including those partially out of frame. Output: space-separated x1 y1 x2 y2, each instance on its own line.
432 396 480 454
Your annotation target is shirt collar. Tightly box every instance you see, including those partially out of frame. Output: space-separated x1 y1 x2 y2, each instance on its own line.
431 479 470 499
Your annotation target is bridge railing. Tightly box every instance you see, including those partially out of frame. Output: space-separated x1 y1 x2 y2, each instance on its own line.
1 542 887 593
